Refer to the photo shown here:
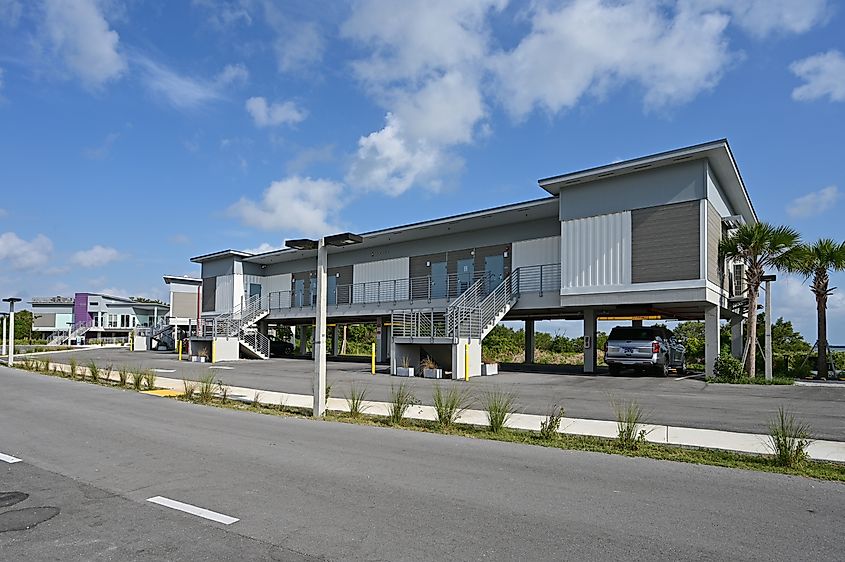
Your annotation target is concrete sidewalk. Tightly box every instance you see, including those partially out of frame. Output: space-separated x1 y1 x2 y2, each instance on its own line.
36 361 845 463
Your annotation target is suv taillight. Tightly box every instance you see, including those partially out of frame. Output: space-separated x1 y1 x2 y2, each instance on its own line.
652 341 660 354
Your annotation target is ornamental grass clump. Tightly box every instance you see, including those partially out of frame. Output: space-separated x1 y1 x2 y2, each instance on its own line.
142 370 156 390
539 403 565 441
345 382 369 418
118 368 129 387
432 384 472 430
68 358 78 379
387 383 416 425
197 374 216 404
612 397 648 450
182 378 197 400
768 406 812 468
87 360 100 383
482 388 518 433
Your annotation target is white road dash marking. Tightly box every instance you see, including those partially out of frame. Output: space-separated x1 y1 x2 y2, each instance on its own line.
146 496 239 525
674 373 702 381
209 366 233 370
153 369 176 373
0 452 22 464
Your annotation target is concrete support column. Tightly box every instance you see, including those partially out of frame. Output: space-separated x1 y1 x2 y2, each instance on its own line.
705 304 720 378
730 316 743 359
299 325 308 356
331 325 338 356
525 319 535 364
583 309 597 374
375 317 390 362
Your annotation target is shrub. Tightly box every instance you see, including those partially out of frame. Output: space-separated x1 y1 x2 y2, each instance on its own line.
714 353 744 382
142 370 156 390
118 368 129 387
197 375 216 404
326 383 332 401
41 359 51 373
182 378 197 399
87 360 100 383
481 388 518 433
102 364 113 383
419 356 438 370
612 398 648 450
345 383 369 418
432 384 472 429
68 358 78 379
130 370 144 390
539 403 565 441
768 407 812 467
387 383 416 425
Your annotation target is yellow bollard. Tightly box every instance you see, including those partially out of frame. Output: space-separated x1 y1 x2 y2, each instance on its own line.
371 342 376 374
177 340 182 361
465 344 469 382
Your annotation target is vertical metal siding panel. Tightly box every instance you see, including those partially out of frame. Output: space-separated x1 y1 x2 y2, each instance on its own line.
561 211 628 290
215 275 233 313
512 236 561 270
353 257 410 284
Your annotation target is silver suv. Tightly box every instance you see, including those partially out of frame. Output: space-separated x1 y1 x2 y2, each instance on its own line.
604 326 686 377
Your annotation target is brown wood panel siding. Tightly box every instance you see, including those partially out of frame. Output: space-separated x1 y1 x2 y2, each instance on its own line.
446 248 474 276
410 253 447 279
328 265 353 286
171 292 198 318
707 202 722 284
201 278 216 312
631 201 700 283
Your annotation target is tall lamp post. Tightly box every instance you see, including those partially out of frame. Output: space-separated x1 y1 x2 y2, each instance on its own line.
1 312 7 357
762 274 777 382
3 298 22 366
286 232 363 417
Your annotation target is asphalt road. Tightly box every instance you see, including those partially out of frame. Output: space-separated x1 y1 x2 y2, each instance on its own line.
1 365 843 561
33 347 845 440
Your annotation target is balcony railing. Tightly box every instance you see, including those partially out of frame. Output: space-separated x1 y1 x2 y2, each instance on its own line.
266 264 561 313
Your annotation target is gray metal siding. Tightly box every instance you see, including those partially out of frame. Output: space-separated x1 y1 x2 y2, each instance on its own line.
631 201 700 283
707 202 722 284
33 313 56 327
560 160 705 221
171 292 198 318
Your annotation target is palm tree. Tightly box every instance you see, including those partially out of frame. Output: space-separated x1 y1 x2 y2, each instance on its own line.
790 239 845 379
719 223 801 378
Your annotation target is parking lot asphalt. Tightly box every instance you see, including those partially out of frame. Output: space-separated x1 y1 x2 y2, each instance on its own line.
30 347 845 440
2 366 843 561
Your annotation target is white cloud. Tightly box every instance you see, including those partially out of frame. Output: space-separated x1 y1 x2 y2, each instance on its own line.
245 96 307 127
790 50 845 102
0 232 53 269
275 22 324 73
243 242 281 254
788 185 840 219
0 208 7 218
42 0 127 88
228 176 345 236
71 245 123 267
192 0 252 29
691 0 830 37
215 62 249 86
136 56 225 109
492 1 733 118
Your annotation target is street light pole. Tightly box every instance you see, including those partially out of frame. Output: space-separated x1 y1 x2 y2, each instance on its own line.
3 298 21 366
286 232 363 418
1 313 7 357
762 274 776 382
314 237 328 417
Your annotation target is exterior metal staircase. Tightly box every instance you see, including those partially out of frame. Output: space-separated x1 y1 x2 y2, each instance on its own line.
393 269 520 343
201 294 271 359
150 323 175 350
47 320 92 346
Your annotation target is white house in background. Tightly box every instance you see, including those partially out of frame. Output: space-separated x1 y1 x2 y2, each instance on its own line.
189 140 755 377
30 293 170 345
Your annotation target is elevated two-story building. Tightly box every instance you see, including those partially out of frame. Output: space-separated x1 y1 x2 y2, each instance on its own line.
190 140 754 377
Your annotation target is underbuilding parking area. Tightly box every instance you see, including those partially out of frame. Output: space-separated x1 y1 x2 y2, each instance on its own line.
31 347 845 441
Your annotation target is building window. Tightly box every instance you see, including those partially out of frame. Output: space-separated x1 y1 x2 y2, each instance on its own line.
733 263 745 296
109 314 117 328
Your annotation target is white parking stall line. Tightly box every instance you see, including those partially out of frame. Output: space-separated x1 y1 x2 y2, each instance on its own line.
0 452 22 464
674 373 703 381
146 496 239 525
153 369 176 373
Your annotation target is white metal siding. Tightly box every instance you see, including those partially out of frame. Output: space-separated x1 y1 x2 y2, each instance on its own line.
512 236 561 269
215 274 234 313
706 164 732 217
561 211 631 290
262 273 291 297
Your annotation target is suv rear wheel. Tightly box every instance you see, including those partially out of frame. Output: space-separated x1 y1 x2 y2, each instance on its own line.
654 362 669 377
609 364 622 376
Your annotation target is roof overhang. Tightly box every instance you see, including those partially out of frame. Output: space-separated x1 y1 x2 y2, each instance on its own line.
190 249 252 264
243 197 560 266
163 275 202 286
538 139 758 224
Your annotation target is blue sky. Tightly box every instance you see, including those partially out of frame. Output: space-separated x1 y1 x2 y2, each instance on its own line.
0 0 844 341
